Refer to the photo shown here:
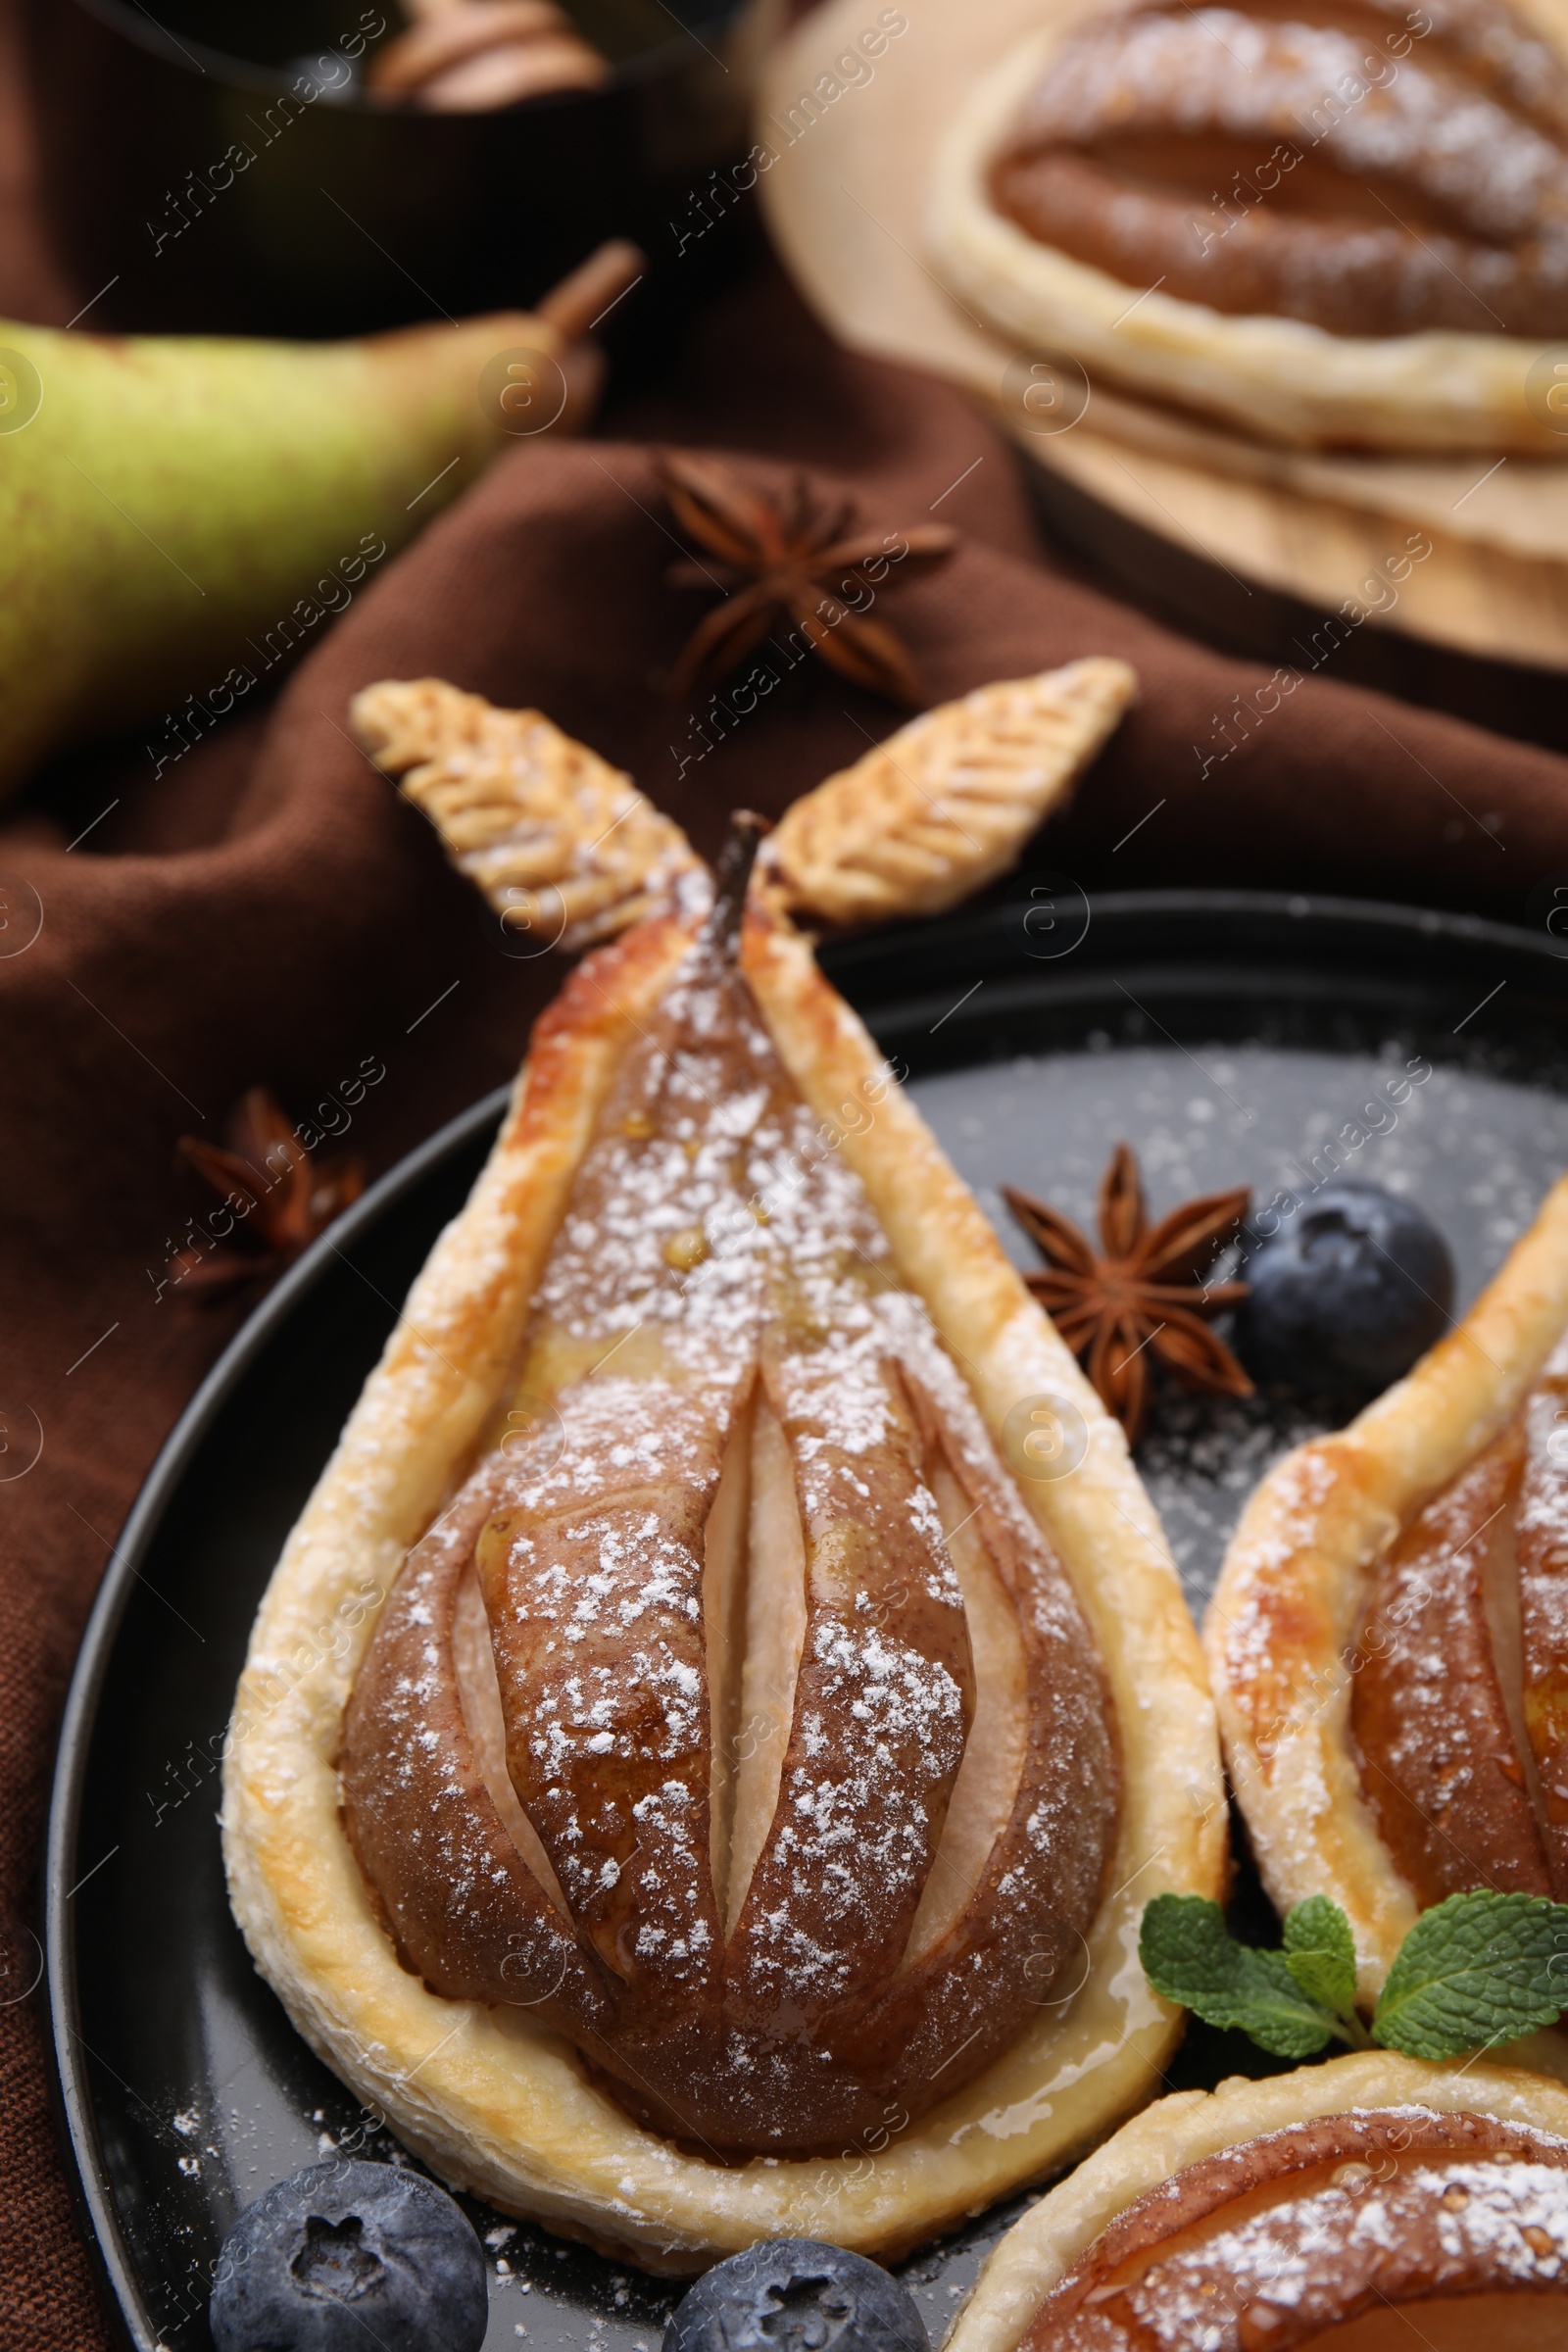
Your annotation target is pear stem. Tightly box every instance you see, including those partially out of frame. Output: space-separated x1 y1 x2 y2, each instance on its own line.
710 811 768 955
535 241 646 345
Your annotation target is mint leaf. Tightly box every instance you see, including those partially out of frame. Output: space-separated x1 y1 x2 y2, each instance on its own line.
1283 1895 1360 2026
1373 1889 1568 2059
1140 1895 1340 2057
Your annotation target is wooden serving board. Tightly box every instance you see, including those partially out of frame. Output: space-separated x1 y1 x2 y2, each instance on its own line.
756 0 1568 672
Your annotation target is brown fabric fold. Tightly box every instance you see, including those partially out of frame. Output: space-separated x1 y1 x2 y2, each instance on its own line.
7 26 1568 2351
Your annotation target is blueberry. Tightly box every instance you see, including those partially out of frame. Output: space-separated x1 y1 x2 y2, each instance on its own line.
209 2157 487 2352
1234 1180 1453 1393
664 2238 929 2352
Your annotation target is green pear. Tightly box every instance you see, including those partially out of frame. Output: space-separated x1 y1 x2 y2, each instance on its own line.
0 306 576 795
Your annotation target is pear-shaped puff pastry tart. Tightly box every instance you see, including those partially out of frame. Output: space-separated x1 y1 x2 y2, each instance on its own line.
222 680 1219 2270
947 2051 1568 2351
926 0 1568 453
1208 1173 1568 2064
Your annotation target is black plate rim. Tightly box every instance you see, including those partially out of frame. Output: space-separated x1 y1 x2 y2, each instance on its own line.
42 884 1568 2347
820 885 1552 982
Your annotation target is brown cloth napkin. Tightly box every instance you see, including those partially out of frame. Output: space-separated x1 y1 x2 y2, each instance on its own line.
9 50 1568 2352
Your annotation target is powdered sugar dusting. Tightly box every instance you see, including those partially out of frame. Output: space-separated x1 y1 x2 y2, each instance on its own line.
1020 11 1568 250
1126 2153 1568 2338
344 914 1117 2147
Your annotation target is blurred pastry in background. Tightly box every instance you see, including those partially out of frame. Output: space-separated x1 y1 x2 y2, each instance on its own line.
368 0 609 110
928 0 1568 452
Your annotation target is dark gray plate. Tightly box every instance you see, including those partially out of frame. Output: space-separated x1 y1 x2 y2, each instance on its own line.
46 890 1568 2350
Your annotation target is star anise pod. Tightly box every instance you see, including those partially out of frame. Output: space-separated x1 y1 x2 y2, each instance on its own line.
659 450 955 707
171 1087 365 1298
1004 1144 1252 1445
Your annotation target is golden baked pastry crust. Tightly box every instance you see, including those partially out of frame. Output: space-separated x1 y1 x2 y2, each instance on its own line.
221 885 1223 2268
947 2050 1568 2352
352 678 702 953
362 662 1138 947
1205 1173 1568 2031
763 660 1137 927
925 18 1568 455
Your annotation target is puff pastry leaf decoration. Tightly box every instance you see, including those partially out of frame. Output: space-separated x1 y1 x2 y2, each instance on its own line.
353 660 1136 948
340 820 1119 2154
764 660 1136 928
351 677 702 953
224 681 1221 2266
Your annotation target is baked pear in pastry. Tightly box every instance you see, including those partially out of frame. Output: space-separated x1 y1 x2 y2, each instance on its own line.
927 0 1568 452
221 674 1221 2267
340 830 1119 2157
1207 1171 1568 2046
947 2052 1568 2351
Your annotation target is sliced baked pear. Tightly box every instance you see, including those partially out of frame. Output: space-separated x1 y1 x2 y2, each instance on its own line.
1207 1174 1568 2063
224 693 1219 2264
946 2053 1568 2352
340 835 1113 2154
1350 1424 1550 1904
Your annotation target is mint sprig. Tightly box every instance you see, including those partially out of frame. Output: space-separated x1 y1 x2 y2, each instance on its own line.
1375 1889 1568 2056
1281 1893 1362 2031
1141 1888 1568 2061
1136 1889 1351 2056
